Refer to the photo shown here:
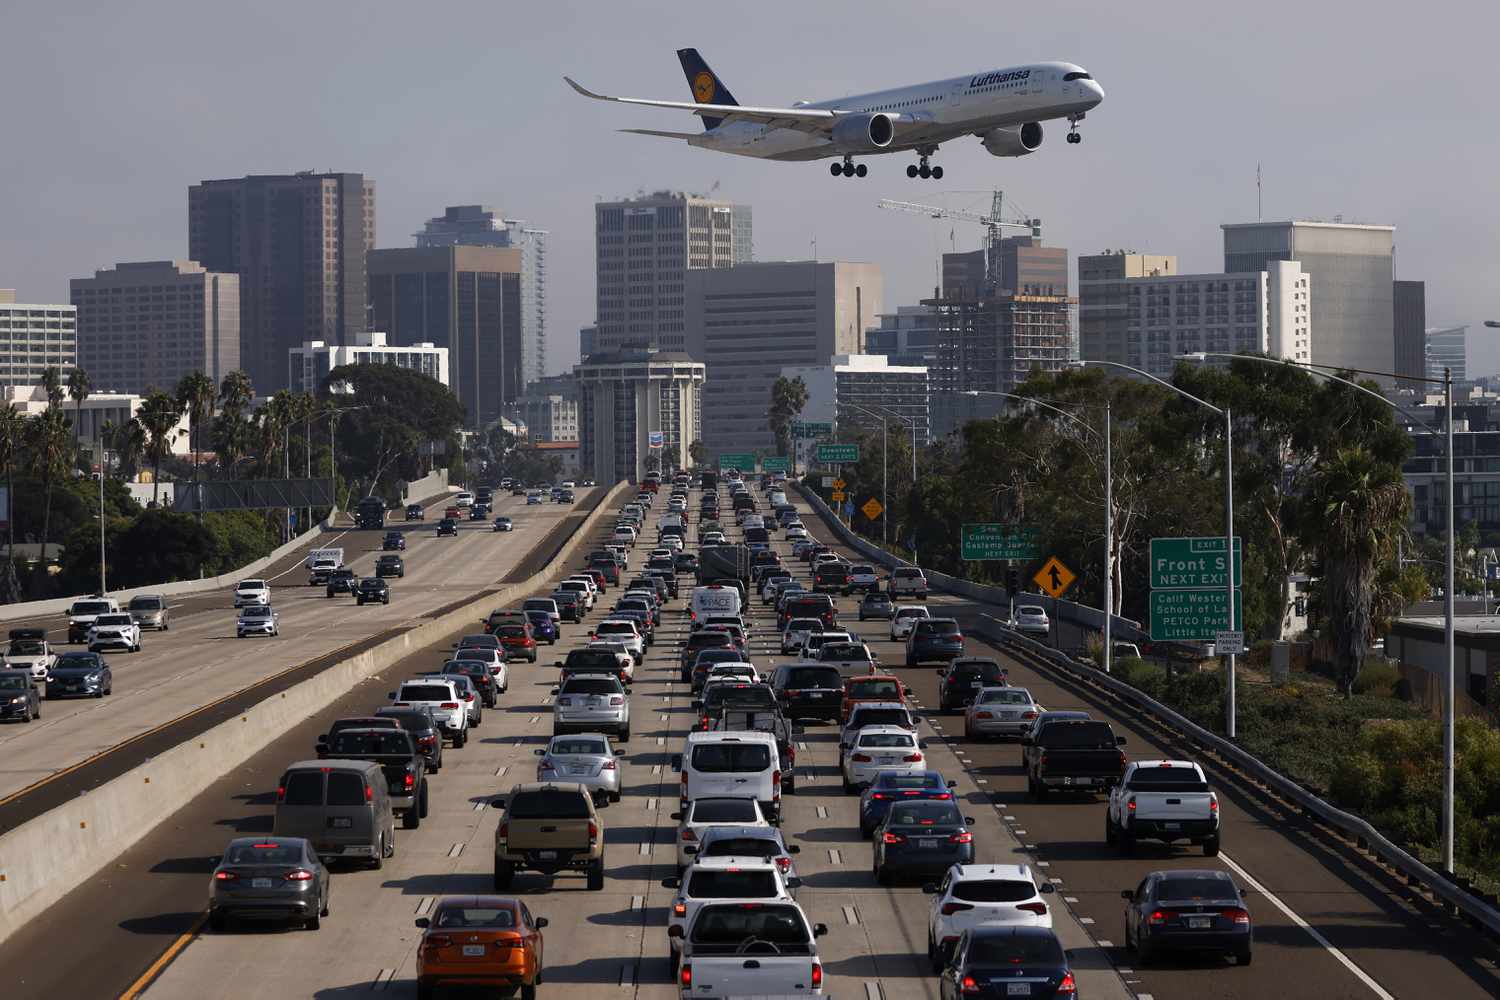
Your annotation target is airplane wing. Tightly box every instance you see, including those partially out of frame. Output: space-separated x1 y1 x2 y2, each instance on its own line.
565 76 838 135
619 128 703 140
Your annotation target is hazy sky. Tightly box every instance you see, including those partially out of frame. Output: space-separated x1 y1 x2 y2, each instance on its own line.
5 1 1498 377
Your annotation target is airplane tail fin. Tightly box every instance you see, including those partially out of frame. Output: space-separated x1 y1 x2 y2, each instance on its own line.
676 48 739 130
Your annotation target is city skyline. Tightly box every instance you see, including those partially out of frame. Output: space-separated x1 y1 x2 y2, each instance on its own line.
2 1 1496 379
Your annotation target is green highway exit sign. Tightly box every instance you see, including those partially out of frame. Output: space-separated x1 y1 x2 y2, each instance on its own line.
961 523 1040 561
816 443 859 464
1150 536 1242 589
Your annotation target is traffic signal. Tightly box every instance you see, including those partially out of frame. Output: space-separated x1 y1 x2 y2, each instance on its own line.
1006 568 1020 593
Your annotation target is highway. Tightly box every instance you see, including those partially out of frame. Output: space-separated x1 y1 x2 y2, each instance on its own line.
0 482 1493 999
0 490 581 823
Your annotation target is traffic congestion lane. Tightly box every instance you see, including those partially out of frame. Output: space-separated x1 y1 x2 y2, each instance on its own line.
0 493 570 805
0 511 628 1000
796 494 1500 999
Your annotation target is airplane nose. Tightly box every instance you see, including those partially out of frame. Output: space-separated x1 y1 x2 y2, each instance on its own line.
1088 79 1105 104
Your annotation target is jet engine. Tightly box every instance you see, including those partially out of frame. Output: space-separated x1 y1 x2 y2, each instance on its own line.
980 122 1043 157
831 113 895 153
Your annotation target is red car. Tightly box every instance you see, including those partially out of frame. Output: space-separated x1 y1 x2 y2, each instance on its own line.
496 623 538 663
841 674 912 724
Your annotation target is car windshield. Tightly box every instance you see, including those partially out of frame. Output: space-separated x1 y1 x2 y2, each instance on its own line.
497 626 528 638
1156 875 1236 902
821 644 869 661
567 651 622 670
551 738 607 756
562 678 622 696
952 879 1038 903
398 684 453 702
850 708 911 729
895 608 929 620
953 663 1005 681
433 906 515 929
968 933 1066 966
889 803 962 826
875 773 942 790
55 653 99 668
858 733 915 749
239 581 265 590
1018 606 1046 617
128 597 163 610
691 904 808 945
691 744 772 773
329 731 410 755
686 870 779 899
1037 722 1117 748
894 569 922 579
223 843 302 866
848 680 901 699
690 799 760 823
7 640 44 655
782 667 841 688
980 689 1032 705
523 600 553 611
597 622 635 635
94 614 133 626
787 619 821 633
703 687 776 710
71 601 112 614
918 621 961 636
0 674 29 691
242 607 271 619
459 636 500 648
507 789 591 819
1128 767 1209 792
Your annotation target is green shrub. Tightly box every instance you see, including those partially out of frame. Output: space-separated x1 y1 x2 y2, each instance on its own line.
1352 660 1400 697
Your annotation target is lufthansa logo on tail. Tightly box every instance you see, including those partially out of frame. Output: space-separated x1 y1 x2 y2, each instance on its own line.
693 71 716 103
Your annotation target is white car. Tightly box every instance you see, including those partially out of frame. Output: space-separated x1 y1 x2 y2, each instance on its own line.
705 662 761 685
661 534 684 552
87 613 142 653
665 856 799 966
390 677 470 747
781 618 822 654
672 796 771 870
592 619 646 665
453 491 475 508
925 863 1055 971
1013 604 1051 638
890 605 932 640
2 629 56 679
233 579 271 608
700 531 726 546
236 605 280 638
785 526 809 541
612 526 637 546
842 725 926 791
799 631 854 661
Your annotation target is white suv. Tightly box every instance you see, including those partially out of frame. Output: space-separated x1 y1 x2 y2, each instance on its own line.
233 579 271 608
926 863 1055 971
389 677 470 747
592 619 646 664
890 605 932 641
87 613 141 653
889 566 929 601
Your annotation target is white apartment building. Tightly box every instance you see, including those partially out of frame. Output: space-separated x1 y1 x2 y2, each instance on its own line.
287 331 449 394
780 354 930 459
576 350 705 484
3 384 192 455
0 291 76 389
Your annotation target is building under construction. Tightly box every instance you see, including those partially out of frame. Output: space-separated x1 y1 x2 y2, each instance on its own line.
922 235 1073 394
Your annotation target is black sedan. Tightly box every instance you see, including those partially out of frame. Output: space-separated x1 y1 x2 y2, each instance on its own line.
872 800 975 885
1123 868 1253 966
436 517 458 537
440 660 497 708
45 655 113 699
382 531 406 551
859 591 895 621
859 770 958 838
355 577 390 605
938 658 1009 711
209 837 330 931
376 554 405 578
0 671 41 721
468 506 488 521
907 618 966 667
674 552 698 574
939 925 1075 999
404 504 425 521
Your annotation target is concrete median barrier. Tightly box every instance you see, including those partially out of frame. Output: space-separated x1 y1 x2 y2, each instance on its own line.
0 481 628 945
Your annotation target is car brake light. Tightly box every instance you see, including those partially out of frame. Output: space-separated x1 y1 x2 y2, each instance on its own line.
1016 901 1047 915
903 753 924 762
934 792 952 799
285 869 315 881
1222 907 1250 924
1039 753 1048 768
852 753 872 763
588 821 598 845
609 696 624 706
1022 711 1037 719
682 827 697 842
214 871 238 881
275 786 286 802
1210 795 1219 813
404 772 415 790
441 702 460 709
497 822 507 845
882 832 906 844
960 974 982 994
602 759 617 770
365 784 373 802
871 792 887 800
673 901 687 916
949 831 973 844
681 963 692 988
772 769 781 787
811 962 822 989
1148 909 1167 925
1127 796 1137 812
975 711 993 719
1058 971 1077 996
775 856 791 873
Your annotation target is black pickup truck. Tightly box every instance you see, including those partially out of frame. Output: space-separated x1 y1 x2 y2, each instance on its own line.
1022 719 1127 800
715 708 801 795
322 727 431 829
694 683 780 732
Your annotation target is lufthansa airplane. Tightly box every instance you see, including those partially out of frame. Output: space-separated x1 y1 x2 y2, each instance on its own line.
566 49 1104 179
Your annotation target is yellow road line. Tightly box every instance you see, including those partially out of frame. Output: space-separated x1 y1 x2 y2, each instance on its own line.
117 912 206 999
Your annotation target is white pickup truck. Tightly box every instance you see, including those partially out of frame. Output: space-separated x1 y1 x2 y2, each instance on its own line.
1106 759 1220 856
673 899 827 997
305 547 345 586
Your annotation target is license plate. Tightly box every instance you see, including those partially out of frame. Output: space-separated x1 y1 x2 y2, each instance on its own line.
808 692 825 698
569 766 590 774
330 817 352 829
537 850 557 860
879 756 898 765
969 681 982 687
1187 915 1211 929
1164 822 1181 831
1007 985 1031 997
462 944 486 957
251 878 273 889
918 838 940 849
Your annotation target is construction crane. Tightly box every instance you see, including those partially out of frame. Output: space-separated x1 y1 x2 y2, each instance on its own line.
878 191 1040 291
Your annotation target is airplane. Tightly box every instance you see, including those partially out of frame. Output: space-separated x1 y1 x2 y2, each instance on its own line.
565 48 1104 180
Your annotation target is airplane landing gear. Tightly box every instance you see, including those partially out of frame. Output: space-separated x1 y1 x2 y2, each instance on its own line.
831 156 868 178
906 148 943 180
1067 113 1084 144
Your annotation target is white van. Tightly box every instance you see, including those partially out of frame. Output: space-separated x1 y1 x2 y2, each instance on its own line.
689 584 744 622
678 730 783 821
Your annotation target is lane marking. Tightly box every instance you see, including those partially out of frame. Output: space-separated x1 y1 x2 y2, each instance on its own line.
448 843 464 858
639 842 651 856
495 766 507 776
652 764 662 775
865 984 883 1000
817 806 828 820
828 849 842 865
1078 916 1095 925
415 896 434 915
1064 896 1079 903
1220 853 1395 1000
842 904 860 925
647 797 658 809
117 912 206 999
372 967 397 991
631 894 643 910
473 800 485 812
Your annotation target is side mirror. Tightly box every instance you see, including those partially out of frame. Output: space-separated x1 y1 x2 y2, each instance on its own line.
534 917 549 929
684 846 698 856
814 923 829 938
922 882 940 894
1041 883 1056 894
919 741 930 750
670 812 682 821
1120 889 1134 900
1116 736 1128 746
946 780 957 788
316 735 327 746
840 742 850 751
1020 737 1034 747
387 692 396 699
415 917 430 928
662 876 681 889
554 660 564 668
492 796 506 808
786 876 803 889
905 687 914 696
965 816 977 825
550 688 559 695
667 925 685 939
672 754 683 771
533 748 545 756
787 844 801 854
691 699 703 708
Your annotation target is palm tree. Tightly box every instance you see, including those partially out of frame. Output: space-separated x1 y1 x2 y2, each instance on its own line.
25 408 71 595
1304 446 1411 695
767 376 809 457
215 370 254 479
109 417 146 481
0 404 23 602
67 367 92 472
40 366 65 408
137 390 183 507
176 372 217 517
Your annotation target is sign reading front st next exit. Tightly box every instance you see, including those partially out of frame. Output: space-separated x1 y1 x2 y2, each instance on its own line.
1149 537 1242 590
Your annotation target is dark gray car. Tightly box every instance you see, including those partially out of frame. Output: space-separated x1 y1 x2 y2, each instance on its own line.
209 836 330 931
45 655 113 699
0 671 40 722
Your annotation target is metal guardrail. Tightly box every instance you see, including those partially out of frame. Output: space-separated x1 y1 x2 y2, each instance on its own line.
792 481 1500 938
991 623 1500 938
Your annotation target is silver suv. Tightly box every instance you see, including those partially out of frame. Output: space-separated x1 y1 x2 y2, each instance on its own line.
552 673 631 739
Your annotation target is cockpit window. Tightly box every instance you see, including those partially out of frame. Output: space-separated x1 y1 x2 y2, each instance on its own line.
1064 72 1092 81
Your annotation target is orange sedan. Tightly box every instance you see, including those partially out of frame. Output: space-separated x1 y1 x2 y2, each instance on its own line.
416 896 546 999
840 673 912 723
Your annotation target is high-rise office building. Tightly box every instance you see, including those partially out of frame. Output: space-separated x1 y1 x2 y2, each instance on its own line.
514 374 580 443
70 261 239 394
1222 220 1394 376
579 325 598 363
864 304 940 368
415 206 548 386
595 191 751 354
188 172 375 393
1076 254 1311 377
1393 280 1427 388
287 331 448 395
0 290 76 389
367 246 523 429
1426 325 1467 383
780 354 930 451
575 350 705 483
685 260 882 455
924 236 1071 395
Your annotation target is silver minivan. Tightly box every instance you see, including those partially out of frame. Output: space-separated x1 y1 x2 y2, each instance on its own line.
273 759 396 869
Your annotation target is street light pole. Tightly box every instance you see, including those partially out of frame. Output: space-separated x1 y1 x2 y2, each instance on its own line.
98 447 108 596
